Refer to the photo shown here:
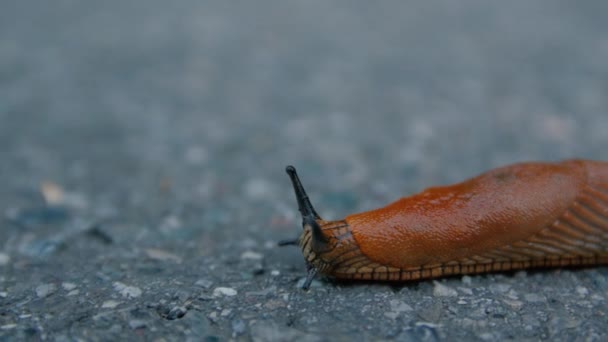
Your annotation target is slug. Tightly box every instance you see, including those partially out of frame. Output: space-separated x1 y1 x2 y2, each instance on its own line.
281 160 608 289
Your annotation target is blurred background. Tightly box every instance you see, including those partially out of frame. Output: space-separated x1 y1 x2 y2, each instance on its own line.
1 1 608 340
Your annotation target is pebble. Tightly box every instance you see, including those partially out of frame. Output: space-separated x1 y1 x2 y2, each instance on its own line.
240 251 264 260
167 306 188 320
36 283 57 298
0 253 9 266
207 312 219 324
231 319 246 337
523 293 545 303
270 270 280 276
1 324 17 330
576 286 589 297
62 282 77 291
145 248 182 263
457 287 473 295
128 320 147 330
433 281 457 297
102 300 121 309
195 279 213 289
384 299 414 319
213 287 237 297
418 302 443 323
160 215 182 231
245 286 277 297
0 292 7 298
113 282 142 299
506 289 519 300
40 181 65 205
489 283 511 294
502 299 524 311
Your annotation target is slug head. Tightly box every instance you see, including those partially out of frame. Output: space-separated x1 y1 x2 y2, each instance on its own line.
283 165 334 289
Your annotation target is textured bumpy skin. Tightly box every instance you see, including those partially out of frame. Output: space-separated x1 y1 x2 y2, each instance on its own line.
299 160 608 281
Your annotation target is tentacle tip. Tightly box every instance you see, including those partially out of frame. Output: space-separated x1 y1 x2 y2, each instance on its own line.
285 165 296 174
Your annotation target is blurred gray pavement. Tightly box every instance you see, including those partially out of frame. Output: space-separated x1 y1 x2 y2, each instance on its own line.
1 1 608 340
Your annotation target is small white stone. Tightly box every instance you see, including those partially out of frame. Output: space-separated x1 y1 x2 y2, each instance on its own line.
384 299 413 319
489 283 511 294
36 284 57 298
576 286 589 297
208 311 219 323
524 293 545 303
433 281 457 297
0 324 17 330
67 290 79 296
113 282 142 299
102 300 121 309
0 292 7 298
389 299 413 312
62 282 77 291
145 249 182 263
18 314 31 319
160 215 182 231
194 279 213 289
591 294 604 302
240 251 263 260
213 287 237 297
40 181 64 205
384 311 399 320
502 299 524 311
128 320 146 330
457 287 473 295
270 270 280 276
0 253 9 266
506 289 519 300
221 308 232 317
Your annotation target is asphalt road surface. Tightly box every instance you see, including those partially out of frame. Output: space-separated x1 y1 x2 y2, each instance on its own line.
1 1 608 341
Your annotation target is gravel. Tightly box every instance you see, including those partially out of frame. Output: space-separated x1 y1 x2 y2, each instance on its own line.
1 0 607 341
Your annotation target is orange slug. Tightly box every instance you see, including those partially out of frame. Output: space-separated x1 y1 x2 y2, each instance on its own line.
281 160 608 289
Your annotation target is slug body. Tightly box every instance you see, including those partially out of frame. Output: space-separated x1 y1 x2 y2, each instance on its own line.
284 160 608 288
